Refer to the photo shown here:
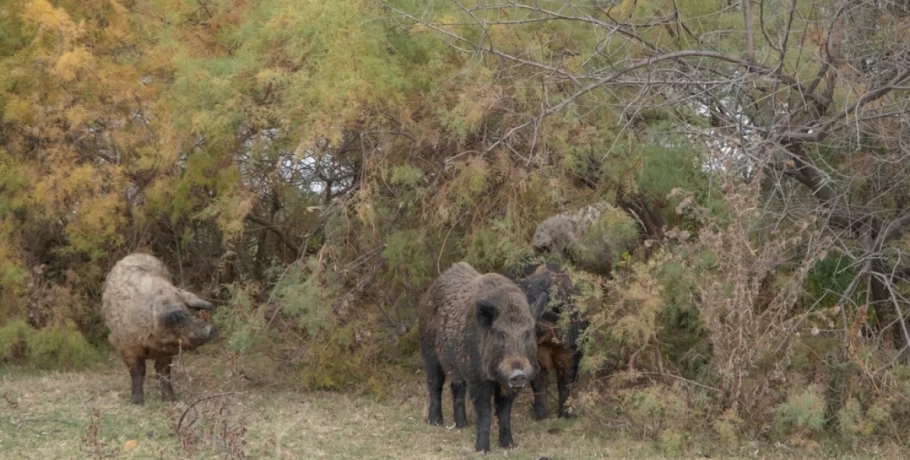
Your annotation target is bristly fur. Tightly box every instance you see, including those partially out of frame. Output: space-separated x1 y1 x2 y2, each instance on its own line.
418 261 541 452
530 201 618 277
512 263 589 419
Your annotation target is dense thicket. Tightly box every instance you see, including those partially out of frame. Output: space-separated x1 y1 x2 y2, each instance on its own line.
2 0 910 448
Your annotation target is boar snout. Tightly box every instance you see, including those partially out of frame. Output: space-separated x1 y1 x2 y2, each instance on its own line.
508 370 528 388
498 357 536 388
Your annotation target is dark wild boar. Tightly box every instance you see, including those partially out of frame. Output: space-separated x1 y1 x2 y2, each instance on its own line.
101 253 216 405
418 261 546 452
513 263 588 419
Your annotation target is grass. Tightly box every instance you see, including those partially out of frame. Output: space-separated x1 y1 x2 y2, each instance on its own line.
1 352 908 459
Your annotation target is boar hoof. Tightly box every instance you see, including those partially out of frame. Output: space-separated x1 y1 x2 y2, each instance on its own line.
499 436 514 449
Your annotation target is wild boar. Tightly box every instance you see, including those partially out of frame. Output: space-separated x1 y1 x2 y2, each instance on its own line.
513 263 588 419
531 201 622 277
418 261 546 452
101 253 216 405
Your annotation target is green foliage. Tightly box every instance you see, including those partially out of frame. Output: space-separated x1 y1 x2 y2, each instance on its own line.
300 324 366 391
713 409 743 445
636 127 707 201
214 283 266 355
572 206 640 271
0 319 29 362
773 386 827 438
276 258 335 337
465 217 532 273
449 158 490 210
2 0 909 450
836 398 889 440
805 253 855 308
653 259 709 379
0 319 101 370
618 385 690 441
382 229 433 289
26 321 101 370
386 165 423 187
657 430 684 456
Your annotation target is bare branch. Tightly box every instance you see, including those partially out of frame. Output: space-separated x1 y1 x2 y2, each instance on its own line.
872 272 910 358
385 4 582 87
781 67 910 142
244 214 302 255
176 392 239 434
743 0 755 62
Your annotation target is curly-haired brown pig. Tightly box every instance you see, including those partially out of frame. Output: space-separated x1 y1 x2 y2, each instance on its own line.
418 262 546 452
102 253 216 405
514 263 589 420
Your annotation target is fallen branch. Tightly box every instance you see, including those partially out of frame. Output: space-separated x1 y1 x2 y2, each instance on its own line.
175 392 238 434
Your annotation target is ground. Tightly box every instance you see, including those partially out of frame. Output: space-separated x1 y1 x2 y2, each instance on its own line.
0 353 906 459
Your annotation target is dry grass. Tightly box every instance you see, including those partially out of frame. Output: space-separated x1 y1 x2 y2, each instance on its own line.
1 352 906 459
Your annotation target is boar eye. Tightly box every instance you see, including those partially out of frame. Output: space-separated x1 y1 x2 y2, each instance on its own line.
523 330 532 341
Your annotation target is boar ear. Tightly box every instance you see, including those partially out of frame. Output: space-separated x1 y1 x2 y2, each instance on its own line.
186 298 213 311
476 300 498 328
159 310 188 328
179 290 214 310
530 291 549 318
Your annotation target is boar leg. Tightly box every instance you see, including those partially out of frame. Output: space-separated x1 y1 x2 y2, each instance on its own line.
155 355 176 402
555 367 571 418
530 372 548 420
422 357 445 426
494 384 517 449
451 382 468 428
124 353 146 405
469 382 493 452
556 349 582 418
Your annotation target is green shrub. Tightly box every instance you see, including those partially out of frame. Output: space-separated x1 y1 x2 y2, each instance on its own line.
773 385 827 438
837 396 893 441
213 282 266 355
300 324 366 391
658 430 684 456
713 408 743 445
0 318 101 370
25 319 102 370
0 318 29 362
618 385 690 440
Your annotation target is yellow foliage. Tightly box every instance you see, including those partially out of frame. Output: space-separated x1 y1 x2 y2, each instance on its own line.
64 105 92 127
458 84 500 129
67 192 126 251
23 0 83 45
3 96 35 124
101 0 133 39
198 191 257 243
34 164 103 216
53 47 95 82
355 196 378 234
610 262 663 347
